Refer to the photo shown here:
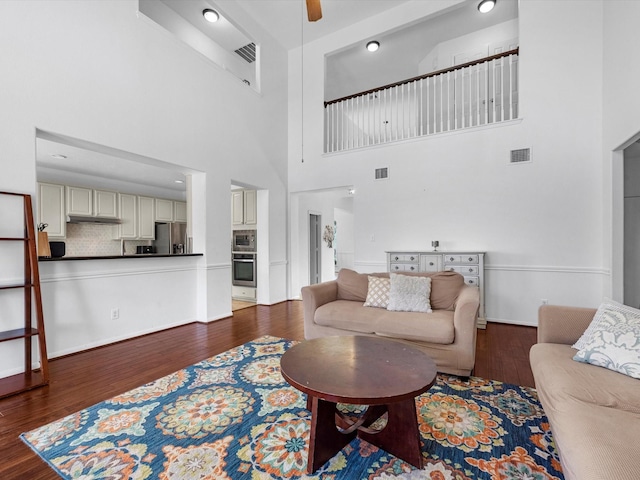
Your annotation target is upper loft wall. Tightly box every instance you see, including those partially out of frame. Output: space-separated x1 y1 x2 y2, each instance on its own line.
288 0 606 323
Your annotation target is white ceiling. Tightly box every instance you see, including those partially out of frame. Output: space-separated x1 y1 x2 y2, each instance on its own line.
227 0 411 50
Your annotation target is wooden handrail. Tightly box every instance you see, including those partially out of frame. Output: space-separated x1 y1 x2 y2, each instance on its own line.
324 47 519 107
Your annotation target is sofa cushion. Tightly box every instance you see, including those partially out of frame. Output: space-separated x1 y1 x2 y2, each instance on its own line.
314 300 378 334
373 309 454 344
336 268 370 301
387 273 432 313
530 343 640 414
363 276 390 308
315 300 455 345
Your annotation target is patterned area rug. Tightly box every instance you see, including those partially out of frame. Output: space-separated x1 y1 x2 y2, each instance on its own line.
21 336 564 479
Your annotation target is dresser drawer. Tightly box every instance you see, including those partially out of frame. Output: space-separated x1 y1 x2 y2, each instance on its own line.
389 253 419 263
464 276 480 287
444 254 479 265
446 265 479 275
390 263 419 272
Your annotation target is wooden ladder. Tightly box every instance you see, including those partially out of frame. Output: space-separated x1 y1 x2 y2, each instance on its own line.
0 191 49 398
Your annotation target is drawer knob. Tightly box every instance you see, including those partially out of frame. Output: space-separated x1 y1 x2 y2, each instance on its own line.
468 268 473 272
429 262 434 266
449 257 454 261
468 257 474 261
410 256 415 261
410 266 415 271
394 256 399 261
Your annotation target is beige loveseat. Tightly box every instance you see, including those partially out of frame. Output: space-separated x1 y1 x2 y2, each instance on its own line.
301 268 480 376
530 305 640 480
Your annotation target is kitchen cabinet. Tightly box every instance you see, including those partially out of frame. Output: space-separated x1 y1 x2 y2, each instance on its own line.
37 183 66 238
155 198 174 222
93 190 118 218
66 186 92 216
118 194 137 239
232 190 257 226
138 196 155 239
174 201 187 223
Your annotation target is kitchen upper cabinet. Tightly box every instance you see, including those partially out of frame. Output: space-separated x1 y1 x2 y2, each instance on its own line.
118 194 137 239
155 198 174 222
138 196 155 239
232 190 257 226
66 186 92 216
93 190 118 218
37 183 65 238
174 201 187 223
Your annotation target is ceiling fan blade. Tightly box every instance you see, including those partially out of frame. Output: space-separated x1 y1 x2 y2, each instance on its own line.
306 0 322 22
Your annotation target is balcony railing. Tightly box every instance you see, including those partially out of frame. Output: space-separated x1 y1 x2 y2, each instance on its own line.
324 48 519 153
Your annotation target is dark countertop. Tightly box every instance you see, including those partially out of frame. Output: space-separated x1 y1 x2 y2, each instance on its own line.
38 253 203 261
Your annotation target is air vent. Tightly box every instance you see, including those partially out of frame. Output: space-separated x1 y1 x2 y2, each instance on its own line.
235 43 256 63
510 148 531 164
375 167 389 180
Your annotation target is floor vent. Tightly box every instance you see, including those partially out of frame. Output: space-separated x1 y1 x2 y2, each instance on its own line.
510 148 531 164
235 43 256 63
375 167 389 180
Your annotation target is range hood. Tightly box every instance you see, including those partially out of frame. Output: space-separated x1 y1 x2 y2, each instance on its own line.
66 215 122 225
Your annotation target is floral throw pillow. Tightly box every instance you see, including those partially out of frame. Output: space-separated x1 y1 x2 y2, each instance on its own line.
363 276 390 309
573 302 640 379
572 299 640 351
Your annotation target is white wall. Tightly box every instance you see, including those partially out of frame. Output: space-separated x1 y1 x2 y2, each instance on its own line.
0 0 288 377
288 0 607 325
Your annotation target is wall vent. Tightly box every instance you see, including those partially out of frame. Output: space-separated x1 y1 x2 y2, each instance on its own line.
510 148 531 164
235 43 256 63
375 167 389 180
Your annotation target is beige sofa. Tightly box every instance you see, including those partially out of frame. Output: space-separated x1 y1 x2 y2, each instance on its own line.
301 268 480 376
530 305 640 480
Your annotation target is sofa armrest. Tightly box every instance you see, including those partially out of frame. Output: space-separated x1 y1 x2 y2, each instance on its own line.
301 281 339 337
537 304 596 345
452 285 480 369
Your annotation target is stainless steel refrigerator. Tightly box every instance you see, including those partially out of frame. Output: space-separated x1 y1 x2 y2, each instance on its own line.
153 222 187 254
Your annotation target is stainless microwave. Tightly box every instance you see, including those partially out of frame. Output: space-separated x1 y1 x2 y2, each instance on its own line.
233 230 256 252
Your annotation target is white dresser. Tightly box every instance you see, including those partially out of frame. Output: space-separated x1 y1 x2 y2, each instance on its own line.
387 251 486 328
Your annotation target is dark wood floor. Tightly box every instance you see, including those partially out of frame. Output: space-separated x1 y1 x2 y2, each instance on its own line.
0 300 537 479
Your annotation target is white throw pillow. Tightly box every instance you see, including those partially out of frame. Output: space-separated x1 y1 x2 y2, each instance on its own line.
573 312 640 379
387 273 432 313
363 276 390 309
573 299 640 350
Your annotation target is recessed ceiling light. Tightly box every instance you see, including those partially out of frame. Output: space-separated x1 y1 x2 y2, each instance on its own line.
366 41 380 52
478 0 496 13
174 180 184 184
51 154 67 159
203 8 219 23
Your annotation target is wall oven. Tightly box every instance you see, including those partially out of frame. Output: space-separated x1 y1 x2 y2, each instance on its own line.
232 230 256 252
232 252 256 287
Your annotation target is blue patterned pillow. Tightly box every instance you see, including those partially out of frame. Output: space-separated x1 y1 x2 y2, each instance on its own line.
572 299 640 350
573 304 640 379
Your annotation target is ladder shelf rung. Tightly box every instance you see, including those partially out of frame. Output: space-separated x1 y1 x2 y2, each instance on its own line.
0 283 35 290
0 237 28 241
0 328 39 343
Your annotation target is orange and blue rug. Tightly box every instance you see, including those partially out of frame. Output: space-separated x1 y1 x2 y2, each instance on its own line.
21 336 564 479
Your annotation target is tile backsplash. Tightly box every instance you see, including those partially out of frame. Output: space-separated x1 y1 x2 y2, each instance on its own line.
64 224 149 257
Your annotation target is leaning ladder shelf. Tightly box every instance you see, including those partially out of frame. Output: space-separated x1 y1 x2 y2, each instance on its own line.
0 191 49 398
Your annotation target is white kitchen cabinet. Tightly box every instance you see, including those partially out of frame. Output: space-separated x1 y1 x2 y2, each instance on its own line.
174 201 187 223
138 196 155 239
155 198 174 222
232 190 257 226
387 250 486 328
93 189 118 218
118 194 137 239
66 186 92 216
37 183 66 238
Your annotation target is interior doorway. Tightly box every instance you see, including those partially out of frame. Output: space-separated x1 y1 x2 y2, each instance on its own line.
309 213 321 285
624 141 640 308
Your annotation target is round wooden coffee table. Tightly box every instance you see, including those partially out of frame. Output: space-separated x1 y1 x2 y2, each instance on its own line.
280 335 437 473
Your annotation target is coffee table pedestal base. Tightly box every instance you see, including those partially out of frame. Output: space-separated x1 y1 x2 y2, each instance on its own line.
307 396 423 474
